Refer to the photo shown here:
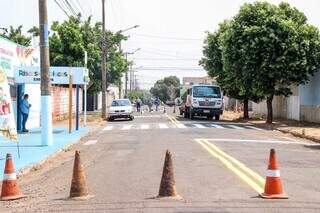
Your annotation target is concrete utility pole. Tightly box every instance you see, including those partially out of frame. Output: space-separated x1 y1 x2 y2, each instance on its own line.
39 0 53 146
124 52 128 97
101 0 107 118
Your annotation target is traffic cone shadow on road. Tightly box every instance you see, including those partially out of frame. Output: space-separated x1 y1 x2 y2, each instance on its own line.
1 153 25 201
157 150 182 200
69 150 93 200
260 149 288 199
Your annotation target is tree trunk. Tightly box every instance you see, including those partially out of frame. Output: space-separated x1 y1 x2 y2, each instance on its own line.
266 95 273 124
243 98 249 119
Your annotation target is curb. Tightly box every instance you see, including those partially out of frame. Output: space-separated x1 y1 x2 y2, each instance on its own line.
277 128 320 144
16 125 99 179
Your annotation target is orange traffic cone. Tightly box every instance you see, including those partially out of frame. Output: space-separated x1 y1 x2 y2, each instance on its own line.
69 150 91 199
158 150 177 197
260 149 288 199
1 153 25 201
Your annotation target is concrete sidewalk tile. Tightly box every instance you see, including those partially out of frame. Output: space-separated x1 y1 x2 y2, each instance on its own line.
0 126 90 180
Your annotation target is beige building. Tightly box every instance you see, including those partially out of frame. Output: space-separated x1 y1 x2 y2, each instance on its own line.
182 76 214 85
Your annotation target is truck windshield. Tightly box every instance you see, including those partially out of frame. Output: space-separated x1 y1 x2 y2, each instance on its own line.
193 86 221 98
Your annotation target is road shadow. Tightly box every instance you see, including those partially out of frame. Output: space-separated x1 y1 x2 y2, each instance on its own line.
304 144 320 150
107 118 132 123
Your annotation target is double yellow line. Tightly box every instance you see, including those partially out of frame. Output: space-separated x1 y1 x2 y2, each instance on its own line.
168 115 180 126
195 139 265 194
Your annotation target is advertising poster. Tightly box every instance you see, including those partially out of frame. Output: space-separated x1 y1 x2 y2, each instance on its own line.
0 36 41 129
0 68 17 141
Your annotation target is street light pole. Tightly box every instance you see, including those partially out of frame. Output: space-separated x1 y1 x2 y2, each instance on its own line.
116 25 140 98
101 0 107 119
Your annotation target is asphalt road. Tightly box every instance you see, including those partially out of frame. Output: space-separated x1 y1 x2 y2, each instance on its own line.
1 108 320 212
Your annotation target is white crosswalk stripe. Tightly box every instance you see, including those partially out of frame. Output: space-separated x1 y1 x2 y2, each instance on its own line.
227 125 245 130
159 123 169 129
141 124 150 129
245 126 263 130
176 124 187 128
83 140 98 146
193 124 206 128
103 123 263 131
210 124 225 129
103 126 113 131
122 125 132 130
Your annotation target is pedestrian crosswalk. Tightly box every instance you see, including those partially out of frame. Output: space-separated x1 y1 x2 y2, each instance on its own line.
102 123 264 131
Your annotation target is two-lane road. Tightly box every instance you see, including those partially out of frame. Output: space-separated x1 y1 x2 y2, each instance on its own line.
1 110 320 212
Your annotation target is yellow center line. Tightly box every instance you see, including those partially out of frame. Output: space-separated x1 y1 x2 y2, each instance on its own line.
201 139 265 185
195 139 265 194
171 116 180 124
167 115 180 126
167 115 177 125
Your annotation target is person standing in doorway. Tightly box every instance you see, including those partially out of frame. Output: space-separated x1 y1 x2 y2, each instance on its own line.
20 94 31 132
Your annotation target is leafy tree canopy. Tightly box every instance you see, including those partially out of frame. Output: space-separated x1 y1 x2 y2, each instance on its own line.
150 76 180 102
127 90 153 106
201 1 320 122
49 15 129 93
0 25 32 46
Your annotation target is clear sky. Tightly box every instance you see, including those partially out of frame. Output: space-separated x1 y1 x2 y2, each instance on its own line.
2 0 320 89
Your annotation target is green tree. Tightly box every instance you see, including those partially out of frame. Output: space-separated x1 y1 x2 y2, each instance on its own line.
150 76 180 102
49 15 129 93
222 2 320 123
0 25 31 46
201 21 264 119
127 90 153 106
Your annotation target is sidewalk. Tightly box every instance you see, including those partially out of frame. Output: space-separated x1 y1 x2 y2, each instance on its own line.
223 111 320 143
0 126 90 180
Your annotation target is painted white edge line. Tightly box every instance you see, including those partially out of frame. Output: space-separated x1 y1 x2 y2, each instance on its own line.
201 138 308 145
103 126 113 131
83 140 98 146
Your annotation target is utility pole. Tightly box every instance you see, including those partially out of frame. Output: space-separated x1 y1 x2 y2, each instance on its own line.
84 51 88 126
129 64 133 92
101 0 107 118
39 0 53 146
124 52 128 97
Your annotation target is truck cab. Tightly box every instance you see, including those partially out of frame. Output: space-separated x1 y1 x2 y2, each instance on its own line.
184 84 223 120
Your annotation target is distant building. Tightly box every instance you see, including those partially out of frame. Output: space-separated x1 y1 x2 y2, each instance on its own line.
182 76 214 86
251 71 320 123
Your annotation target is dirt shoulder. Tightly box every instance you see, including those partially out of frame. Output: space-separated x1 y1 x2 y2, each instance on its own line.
222 111 320 143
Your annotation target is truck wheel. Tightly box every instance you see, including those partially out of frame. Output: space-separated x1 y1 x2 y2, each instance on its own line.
214 114 220 121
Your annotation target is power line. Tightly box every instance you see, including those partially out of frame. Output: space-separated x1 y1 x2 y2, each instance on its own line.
132 33 203 41
63 0 78 16
133 67 204 71
54 0 70 17
73 0 86 16
141 49 200 59
132 57 200 61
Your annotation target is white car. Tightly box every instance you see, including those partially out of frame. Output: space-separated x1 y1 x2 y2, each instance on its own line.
107 99 134 121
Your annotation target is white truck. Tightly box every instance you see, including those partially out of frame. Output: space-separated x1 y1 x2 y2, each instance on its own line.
184 84 223 120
